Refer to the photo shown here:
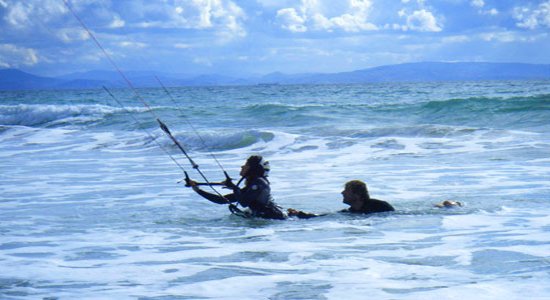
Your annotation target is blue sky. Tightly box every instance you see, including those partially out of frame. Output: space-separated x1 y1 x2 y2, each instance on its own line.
1 0 549 76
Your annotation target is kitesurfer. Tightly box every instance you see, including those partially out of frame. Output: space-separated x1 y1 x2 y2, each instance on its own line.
187 155 287 220
287 180 395 218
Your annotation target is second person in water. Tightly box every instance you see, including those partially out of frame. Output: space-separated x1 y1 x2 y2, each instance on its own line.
288 179 395 219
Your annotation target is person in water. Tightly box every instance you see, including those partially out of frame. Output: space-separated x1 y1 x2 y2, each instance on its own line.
287 180 395 218
187 155 286 220
434 200 462 208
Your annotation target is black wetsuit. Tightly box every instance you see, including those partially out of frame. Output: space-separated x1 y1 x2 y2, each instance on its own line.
292 198 394 219
194 177 286 220
341 198 395 214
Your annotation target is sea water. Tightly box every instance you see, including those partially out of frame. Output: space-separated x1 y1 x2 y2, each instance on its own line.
1 81 549 299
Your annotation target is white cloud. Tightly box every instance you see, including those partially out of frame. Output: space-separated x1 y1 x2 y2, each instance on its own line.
164 0 247 38
80 51 105 63
221 1 247 38
193 56 213 66
1 0 246 42
118 41 147 49
174 43 193 49
3 0 67 28
442 35 470 43
0 44 39 67
109 15 125 29
4 2 31 28
470 0 484 9
480 31 538 43
514 1 550 29
276 0 377 33
314 0 377 32
56 28 89 43
400 9 442 32
276 8 307 32
486 8 498 16
0 0 99 44
470 0 498 16
398 9 406 17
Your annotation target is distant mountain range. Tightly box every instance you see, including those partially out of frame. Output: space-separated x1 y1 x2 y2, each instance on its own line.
1 62 550 90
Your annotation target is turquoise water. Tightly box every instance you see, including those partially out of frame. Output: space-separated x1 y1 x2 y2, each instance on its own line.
1 81 550 299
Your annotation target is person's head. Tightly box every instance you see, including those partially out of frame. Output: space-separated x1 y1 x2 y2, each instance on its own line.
240 155 270 179
342 180 370 209
435 200 462 208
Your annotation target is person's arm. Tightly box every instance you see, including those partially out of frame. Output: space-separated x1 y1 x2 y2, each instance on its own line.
287 208 321 219
188 180 237 205
383 202 395 211
194 187 237 204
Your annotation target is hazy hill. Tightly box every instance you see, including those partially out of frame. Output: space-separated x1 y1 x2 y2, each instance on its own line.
1 62 550 90
259 62 550 84
0 69 62 90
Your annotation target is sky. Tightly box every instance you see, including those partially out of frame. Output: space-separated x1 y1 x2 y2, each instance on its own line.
0 0 550 77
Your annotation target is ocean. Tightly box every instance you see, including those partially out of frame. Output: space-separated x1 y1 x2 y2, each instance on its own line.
1 81 550 299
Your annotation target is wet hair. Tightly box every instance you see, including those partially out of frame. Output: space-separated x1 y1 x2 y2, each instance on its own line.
245 155 270 178
443 200 462 207
345 180 370 201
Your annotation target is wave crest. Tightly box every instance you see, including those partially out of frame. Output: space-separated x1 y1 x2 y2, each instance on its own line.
171 130 275 151
0 104 147 127
419 94 550 114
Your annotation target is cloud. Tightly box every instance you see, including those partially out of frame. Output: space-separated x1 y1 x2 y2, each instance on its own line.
3 2 27 27
0 0 102 44
479 31 544 43
109 15 125 28
470 0 498 16
2 0 67 28
193 56 213 66
276 0 378 33
157 0 247 38
400 9 442 32
0 44 39 67
123 1 248 40
470 0 484 9
276 8 307 32
174 43 193 49
2 0 550 75
442 35 470 43
56 28 89 43
276 9 304 33
485 8 498 16
312 0 378 32
220 1 247 38
513 1 550 29
1 1 246 41
118 41 147 49
481 32 516 43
